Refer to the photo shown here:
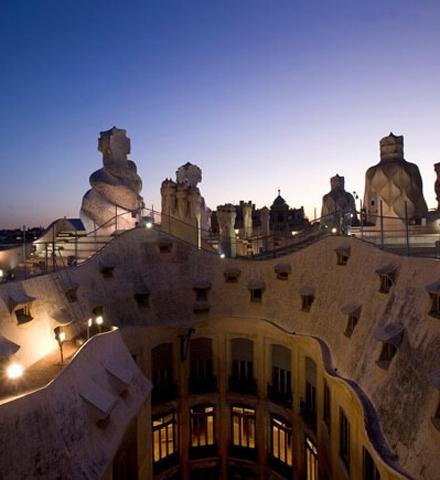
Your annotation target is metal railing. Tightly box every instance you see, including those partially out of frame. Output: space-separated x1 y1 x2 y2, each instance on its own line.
2 204 440 284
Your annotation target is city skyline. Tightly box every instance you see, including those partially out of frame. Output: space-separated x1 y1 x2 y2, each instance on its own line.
1 0 440 229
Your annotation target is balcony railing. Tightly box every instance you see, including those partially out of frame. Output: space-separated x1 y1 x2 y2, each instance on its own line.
153 452 180 475
152 381 179 405
189 444 218 459
300 399 317 431
229 444 258 461
268 455 294 479
228 376 258 396
267 384 293 409
189 375 217 395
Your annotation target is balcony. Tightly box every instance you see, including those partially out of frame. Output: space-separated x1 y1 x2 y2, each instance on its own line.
300 399 317 431
268 455 294 479
267 384 293 409
152 381 179 405
189 375 217 395
153 452 180 475
229 444 258 461
189 444 218 459
228 376 258 396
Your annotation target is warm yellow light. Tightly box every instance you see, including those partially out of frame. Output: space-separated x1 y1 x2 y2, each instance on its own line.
220 253 225 259
331 227 337 233
96 315 103 325
58 331 66 342
146 221 153 229
87 318 93 327
0 269 3 278
7 363 23 379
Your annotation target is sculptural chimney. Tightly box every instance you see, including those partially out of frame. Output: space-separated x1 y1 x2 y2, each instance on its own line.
217 204 237 258
80 127 144 235
242 202 253 238
363 133 428 227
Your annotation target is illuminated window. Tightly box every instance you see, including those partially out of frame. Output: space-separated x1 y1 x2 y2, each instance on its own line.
65 287 78 303
363 447 380 480
306 436 318 480
15 304 33 324
339 409 350 472
152 412 177 463
190 405 215 448
231 406 256 449
323 381 331 433
271 417 293 466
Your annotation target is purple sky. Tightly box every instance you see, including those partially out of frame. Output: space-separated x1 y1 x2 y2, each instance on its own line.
1 0 440 229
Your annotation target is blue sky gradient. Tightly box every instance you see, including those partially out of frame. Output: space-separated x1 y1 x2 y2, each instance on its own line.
1 0 440 228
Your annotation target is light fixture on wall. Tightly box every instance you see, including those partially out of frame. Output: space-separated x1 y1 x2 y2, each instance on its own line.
6 363 23 379
96 315 104 333
54 326 66 364
87 318 93 340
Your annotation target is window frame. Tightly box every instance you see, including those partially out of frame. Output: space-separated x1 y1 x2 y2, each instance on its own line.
231 405 256 449
339 408 350 472
190 404 215 448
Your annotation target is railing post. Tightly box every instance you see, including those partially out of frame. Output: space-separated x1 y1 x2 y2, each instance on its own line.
45 241 48 274
405 200 410 256
52 224 56 271
380 200 384 248
22 225 27 279
360 199 363 240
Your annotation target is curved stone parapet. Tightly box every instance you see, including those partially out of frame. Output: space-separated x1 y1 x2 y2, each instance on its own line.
80 127 144 234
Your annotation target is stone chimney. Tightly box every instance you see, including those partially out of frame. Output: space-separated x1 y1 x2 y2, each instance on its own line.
380 133 404 162
217 204 237 258
242 201 253 238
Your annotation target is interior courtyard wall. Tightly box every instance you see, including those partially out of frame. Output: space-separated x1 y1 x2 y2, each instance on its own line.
1 227 440 477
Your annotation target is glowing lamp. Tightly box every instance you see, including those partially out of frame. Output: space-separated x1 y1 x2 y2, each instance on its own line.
7 363 23 379
146 221 153 229
96 316 103 326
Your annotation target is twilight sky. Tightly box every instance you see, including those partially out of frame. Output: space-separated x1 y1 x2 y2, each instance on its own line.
1 0 440 229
